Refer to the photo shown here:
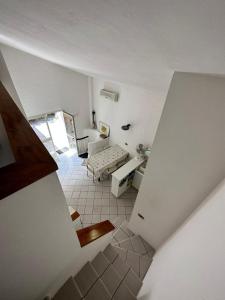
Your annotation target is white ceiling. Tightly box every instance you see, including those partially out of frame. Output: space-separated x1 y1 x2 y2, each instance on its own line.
0 0 225 94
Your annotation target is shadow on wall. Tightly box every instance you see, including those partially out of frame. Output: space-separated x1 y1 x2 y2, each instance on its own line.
138 292 152 300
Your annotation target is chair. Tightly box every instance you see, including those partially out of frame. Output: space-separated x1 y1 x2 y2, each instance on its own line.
76 133 110 159
88 137 109 157
76 135 89 158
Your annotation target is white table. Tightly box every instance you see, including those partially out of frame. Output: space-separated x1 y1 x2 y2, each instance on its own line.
87 145 129 180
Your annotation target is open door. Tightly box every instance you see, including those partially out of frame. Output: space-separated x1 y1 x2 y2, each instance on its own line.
62 111 77 150
29 110 78 158
62 111 89 158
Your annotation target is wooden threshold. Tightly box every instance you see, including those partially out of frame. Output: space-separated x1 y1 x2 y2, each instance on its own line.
76 220 115 247
68 206 80 222
0 81 58 200
71 210 80 222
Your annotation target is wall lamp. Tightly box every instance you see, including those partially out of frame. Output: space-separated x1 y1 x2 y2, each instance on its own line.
121 124 131 131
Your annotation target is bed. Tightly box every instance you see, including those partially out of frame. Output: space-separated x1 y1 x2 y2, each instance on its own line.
86 144 129 181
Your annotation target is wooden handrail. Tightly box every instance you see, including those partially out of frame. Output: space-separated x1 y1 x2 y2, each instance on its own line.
0 81 58 200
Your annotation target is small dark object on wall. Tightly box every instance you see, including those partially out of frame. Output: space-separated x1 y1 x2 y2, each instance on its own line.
121 124 131 130
138 213 144 220
92 110 97 129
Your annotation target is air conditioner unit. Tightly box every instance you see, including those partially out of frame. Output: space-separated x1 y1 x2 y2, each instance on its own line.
100 89 119 102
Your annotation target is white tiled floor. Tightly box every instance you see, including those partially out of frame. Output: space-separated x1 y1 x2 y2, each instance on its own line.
56 149 137 229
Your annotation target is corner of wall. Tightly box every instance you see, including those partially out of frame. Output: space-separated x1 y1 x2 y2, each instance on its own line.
0 48 25 115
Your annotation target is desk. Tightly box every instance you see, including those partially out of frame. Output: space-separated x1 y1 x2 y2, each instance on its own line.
111 157 144 197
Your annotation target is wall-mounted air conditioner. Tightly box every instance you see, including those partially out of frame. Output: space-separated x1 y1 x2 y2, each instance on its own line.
100 89 119 102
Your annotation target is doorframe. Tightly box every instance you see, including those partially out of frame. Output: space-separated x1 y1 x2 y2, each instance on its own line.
29 109 78 154
62 110 78 150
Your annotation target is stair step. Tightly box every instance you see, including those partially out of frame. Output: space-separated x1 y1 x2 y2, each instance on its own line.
130 235 147 255
126 250 140 277
112 280 136 300
111 216 126 229
103 244 118 263
112 245 153 279
140 236 155 257
92 251 110 277
117 238 133 252
123 269 142 296
112 255 130 279
120 221 135 238
52 277 82 300
76 220 115 247
74 262 98 296
139 255 153 280
112 245 137 272
113 234 155 257
101 264 122 296
84 279 111 300
51 231 154 300
112 245 127 261
113 227 129 243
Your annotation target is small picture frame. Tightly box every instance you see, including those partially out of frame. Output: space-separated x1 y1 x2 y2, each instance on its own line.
99 121 110 138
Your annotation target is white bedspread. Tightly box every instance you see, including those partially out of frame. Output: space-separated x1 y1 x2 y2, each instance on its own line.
87 145 129 178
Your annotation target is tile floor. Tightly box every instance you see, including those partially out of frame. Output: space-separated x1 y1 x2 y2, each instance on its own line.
56 149 137 229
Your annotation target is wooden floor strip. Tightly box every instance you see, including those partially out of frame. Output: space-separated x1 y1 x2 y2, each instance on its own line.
76 220 115 247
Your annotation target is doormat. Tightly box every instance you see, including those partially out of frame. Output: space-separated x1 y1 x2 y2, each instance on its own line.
56 147 69 155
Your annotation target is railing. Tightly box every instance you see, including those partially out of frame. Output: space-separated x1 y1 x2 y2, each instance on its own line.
0 81 58 200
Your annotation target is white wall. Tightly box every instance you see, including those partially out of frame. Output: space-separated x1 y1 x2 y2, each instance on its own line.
130 72 225 249
92 78 166 156
0 49 24 114
0 173 83 300
0 58 83 299
0 50 20 167
0 44 90 136
138 178 225 300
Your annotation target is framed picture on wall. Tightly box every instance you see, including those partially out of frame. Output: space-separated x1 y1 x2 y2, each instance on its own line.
99 121 110 138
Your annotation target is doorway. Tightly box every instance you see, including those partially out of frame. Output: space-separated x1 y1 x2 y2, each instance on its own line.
29 110 77 159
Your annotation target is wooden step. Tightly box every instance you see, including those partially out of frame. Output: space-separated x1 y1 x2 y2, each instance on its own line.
68 206 80 221
76 220 115 247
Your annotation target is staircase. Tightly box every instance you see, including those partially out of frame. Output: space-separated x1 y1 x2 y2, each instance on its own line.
50 218 155 300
